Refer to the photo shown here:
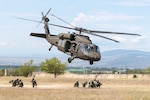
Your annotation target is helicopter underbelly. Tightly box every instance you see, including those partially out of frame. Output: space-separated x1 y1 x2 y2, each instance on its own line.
77 52 101 61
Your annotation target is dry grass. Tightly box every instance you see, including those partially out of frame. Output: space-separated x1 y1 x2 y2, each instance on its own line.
0 75 150 100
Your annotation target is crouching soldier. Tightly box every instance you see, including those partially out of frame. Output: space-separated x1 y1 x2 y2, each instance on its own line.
74 81 79 87
82 81 88 87
18 79 24 88
95 80 102 88
9 79 24 87
9 80 16 87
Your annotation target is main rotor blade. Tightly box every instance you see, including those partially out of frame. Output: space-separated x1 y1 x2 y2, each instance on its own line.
14 16 141 42
87 30 141 36
51 14 75 28
86 32 120 43
13 16 75 30
13 17 41 23
45 8 51 17
48 23 75 30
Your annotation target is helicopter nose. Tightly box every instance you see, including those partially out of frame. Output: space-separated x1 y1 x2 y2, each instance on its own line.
89 52 101 61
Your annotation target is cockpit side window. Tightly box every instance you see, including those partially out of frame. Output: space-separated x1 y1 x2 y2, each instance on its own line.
78 44 100 53
78 44 83 51
84 45 89 52
78 44 88 52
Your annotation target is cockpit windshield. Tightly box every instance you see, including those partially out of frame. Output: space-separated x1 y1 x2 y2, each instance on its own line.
95 45 100 52
78 44 100 53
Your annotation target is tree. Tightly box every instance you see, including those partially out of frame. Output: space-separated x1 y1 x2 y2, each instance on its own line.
40 57 67 78
17 60 36 77
145 66 150 74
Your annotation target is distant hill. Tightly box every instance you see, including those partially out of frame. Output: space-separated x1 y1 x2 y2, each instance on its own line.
100 49 150 69
0 49 150 69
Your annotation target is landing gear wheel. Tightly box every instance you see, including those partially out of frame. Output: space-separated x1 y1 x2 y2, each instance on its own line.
90 61 93 65
49 45 53 51
68 57 72 63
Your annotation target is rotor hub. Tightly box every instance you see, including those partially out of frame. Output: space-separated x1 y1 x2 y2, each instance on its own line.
45 18 49 22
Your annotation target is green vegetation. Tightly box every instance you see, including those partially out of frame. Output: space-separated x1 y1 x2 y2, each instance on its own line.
1 57 67 77
7 60 36 77
0 70 4 76
8 69 19 76
145 66 150 73
40 57 67 78
17 60 36 77
0 57 150 77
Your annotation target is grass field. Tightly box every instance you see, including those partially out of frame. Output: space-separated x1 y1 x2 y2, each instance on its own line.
0 74 150 100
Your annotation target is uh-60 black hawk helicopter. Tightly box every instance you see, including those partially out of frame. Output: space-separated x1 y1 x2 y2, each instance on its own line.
15 9 141 65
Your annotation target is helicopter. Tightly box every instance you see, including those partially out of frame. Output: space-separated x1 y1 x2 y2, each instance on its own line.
15 9 141 65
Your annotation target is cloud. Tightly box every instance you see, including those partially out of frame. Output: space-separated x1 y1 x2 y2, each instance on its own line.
71 11 143 35
0 41 17 48
0 41 7 46
71 11 144 42
125 36 144 43
115 0 150 6
71 12 142 26
112 36 127 42
119 35 149 52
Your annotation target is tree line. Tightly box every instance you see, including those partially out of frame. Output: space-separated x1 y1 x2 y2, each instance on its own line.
1 57 150 77
6 57 67 78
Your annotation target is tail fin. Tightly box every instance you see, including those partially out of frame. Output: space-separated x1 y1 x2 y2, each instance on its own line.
30 33 46 38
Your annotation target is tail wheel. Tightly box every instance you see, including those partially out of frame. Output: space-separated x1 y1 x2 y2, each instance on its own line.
90 61 93 65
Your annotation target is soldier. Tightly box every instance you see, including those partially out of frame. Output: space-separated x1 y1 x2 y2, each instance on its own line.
89 80 97 88
74 81 79 87
88 81 93 88
31 77 37 88
95 80 102 88
9 80 16 87
89 80 102 88
82 81 88 87
18 79 24 88
14 79 19 86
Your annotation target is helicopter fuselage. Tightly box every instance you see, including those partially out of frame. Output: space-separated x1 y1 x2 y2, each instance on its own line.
45 33 101 65
30 32 101 65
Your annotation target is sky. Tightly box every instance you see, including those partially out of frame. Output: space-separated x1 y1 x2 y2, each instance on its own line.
0 0 150 58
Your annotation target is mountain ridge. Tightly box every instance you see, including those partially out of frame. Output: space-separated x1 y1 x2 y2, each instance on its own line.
100 49 150 69
0 49 149 69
